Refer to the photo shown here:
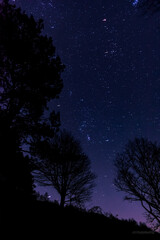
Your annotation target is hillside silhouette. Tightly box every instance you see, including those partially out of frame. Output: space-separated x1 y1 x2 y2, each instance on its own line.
2 199 159 239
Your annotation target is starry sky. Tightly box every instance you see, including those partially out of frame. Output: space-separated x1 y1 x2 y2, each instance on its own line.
10 0 160 223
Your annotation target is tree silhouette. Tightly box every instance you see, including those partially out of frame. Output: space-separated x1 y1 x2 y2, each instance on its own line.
114 138 160 229
31 130 96 207
0 0 64 202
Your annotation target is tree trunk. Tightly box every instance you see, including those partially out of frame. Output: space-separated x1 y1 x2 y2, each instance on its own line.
60 193 65 208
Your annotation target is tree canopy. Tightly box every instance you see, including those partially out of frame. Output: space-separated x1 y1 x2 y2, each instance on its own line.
0 0 64 131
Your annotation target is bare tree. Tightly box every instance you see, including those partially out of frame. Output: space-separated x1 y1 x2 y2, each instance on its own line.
32 130 96 208
114 138 160 229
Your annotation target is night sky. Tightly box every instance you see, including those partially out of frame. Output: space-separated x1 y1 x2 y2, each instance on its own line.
10 0 160 223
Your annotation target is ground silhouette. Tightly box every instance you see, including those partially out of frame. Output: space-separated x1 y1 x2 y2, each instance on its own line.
2 199 160 239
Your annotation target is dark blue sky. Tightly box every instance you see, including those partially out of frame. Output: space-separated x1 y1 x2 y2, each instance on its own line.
12 0 160 223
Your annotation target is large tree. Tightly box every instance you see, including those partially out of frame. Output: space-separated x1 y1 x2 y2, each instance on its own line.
114 138 160 229
31 130 96 208
0 0 64 201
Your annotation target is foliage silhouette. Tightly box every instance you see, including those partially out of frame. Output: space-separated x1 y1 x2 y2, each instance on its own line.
31 129 96 207
114 138 160 230
0 0 64 203
35 191 51 202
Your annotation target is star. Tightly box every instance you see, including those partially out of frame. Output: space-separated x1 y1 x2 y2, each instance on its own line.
133 0 139 6
87 134 91 141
